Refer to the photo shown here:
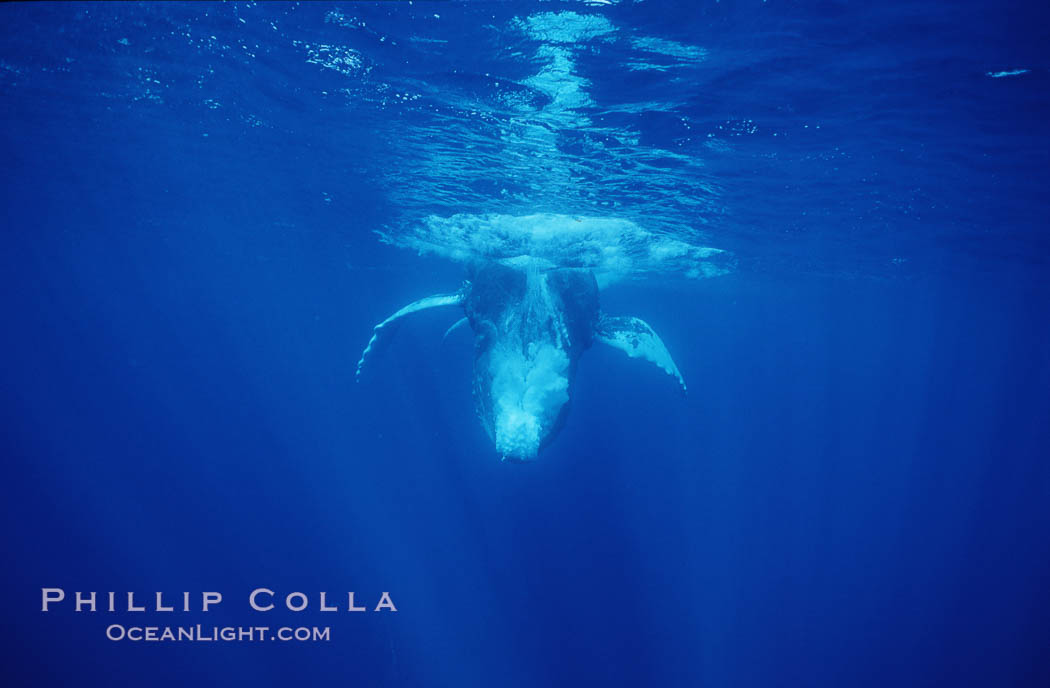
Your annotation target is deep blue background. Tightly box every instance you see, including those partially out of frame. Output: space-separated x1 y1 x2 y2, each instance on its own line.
2 2 1049 686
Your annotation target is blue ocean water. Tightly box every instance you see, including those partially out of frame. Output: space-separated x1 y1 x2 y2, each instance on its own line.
2 1 1048 686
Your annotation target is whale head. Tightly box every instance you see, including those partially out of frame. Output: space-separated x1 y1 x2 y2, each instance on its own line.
355 214 701 462
464 263 599 461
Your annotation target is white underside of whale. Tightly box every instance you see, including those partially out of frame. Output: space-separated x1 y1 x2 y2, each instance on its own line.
489 339 570 460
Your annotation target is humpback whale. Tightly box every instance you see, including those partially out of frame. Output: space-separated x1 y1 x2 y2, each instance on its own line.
356 260 686 462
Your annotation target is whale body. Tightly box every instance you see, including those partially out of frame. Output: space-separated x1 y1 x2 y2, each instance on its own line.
356 261 686 461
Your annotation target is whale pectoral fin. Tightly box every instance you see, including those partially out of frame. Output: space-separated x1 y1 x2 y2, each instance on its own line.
441 317 469 345
595 314 687 393
356 293 464 381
